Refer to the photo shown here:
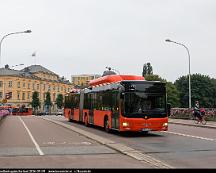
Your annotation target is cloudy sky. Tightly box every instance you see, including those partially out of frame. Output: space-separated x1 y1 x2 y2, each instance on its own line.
0 0 215 82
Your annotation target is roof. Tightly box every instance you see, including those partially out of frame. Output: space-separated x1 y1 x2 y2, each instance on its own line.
20 65 58 76
89 75 145 86
0 68 24 76
0 65 71 84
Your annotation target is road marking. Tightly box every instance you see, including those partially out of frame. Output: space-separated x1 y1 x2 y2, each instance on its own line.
163 131 215 141
42 117 173 168
19 116 44 155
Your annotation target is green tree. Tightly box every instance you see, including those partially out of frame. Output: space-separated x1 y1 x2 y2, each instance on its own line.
144 74 165 82
166 82 180 107
142 62 153 77
56 93 64 109
211 78 216 107
175 73 216 108
44 92 52 114
31 91 40 115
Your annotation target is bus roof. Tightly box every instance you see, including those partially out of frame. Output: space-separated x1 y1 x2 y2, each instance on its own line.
89 74 144 87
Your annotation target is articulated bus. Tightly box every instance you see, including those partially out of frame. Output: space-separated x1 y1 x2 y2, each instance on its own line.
64 75 169 133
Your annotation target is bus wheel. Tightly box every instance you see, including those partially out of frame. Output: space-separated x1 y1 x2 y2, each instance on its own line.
104 117 110 133
84 115 89 127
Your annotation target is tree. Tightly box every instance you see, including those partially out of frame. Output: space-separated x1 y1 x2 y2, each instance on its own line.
144 74 165 82
142 62 153 77
175 73 216 108
166 82 180 108
44 92 52 114
31 91 40 115
56 94 64 109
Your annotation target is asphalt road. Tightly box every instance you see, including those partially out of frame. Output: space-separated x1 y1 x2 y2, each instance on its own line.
46 115 216 168
1 115 216 169
0 115 152 169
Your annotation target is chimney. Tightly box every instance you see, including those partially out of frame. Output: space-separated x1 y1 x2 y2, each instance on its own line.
5 64 9 69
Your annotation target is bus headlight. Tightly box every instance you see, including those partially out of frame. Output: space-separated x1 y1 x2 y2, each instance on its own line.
122 122 129 127
163 123 168 127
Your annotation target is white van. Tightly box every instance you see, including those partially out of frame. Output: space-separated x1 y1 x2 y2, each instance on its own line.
56 108 63 116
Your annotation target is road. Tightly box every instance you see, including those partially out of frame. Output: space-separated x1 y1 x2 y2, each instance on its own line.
0 115 151 169
0 115 216 169
46 115 216 168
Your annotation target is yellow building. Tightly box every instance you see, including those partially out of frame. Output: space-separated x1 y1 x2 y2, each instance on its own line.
71 74 101 88
0 64 73 110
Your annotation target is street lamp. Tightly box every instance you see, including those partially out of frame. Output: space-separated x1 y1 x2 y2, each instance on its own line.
0 30 32 67
165 39 191 108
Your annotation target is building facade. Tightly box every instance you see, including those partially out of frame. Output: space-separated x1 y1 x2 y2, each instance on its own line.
71 74 101 88
0 65 73 110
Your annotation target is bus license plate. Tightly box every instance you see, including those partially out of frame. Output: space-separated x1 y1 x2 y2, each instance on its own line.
142 128 150 132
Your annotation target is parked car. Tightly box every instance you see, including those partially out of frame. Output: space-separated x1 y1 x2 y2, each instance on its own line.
56 109 63 116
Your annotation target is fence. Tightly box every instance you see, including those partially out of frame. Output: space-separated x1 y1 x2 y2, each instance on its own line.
170 108 216 121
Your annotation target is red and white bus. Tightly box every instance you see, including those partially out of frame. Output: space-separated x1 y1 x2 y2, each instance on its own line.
64 74 169 133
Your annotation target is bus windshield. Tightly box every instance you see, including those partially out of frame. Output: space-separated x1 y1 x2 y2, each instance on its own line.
123 92 166 118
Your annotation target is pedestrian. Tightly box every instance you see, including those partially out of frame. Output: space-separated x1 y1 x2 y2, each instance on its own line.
194 100 201 120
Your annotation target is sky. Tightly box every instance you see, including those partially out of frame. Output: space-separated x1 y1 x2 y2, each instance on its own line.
0 0 216 82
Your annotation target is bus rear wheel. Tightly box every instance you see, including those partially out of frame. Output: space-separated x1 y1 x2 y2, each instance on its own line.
104 117 110 133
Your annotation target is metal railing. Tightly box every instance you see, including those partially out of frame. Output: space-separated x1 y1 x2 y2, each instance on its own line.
170 108 216 121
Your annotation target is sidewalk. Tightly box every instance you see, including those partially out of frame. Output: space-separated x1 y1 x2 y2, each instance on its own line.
169 118 216 129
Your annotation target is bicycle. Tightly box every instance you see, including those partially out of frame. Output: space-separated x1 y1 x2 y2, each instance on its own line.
193 110 207 125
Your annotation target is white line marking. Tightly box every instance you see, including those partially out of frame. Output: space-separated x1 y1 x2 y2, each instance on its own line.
163 131 215 141
19 116 44 155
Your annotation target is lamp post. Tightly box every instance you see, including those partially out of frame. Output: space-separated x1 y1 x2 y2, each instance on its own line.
0 30 32 67
165 39 191 108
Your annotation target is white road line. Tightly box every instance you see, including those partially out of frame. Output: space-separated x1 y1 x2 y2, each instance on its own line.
19 116 44 155
163 131 215 141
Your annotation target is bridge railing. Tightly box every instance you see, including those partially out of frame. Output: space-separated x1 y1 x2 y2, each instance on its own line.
170 108 216 121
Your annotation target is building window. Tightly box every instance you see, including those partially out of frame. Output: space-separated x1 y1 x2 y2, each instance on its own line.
0 92 2 98
0 81 2 87
27 92 30 100
43 84 46 91
32 83 35 90
37 84 39 90
17 92 20 100
17 82 20 88
28 83 30 89
22 93 25 100
23 82 26 88
9 81 12 88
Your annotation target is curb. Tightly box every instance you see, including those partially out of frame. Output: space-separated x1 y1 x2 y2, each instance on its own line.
42 117 174 169
169 121 216 129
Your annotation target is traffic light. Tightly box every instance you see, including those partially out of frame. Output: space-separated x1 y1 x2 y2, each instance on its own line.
5 92 12 99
